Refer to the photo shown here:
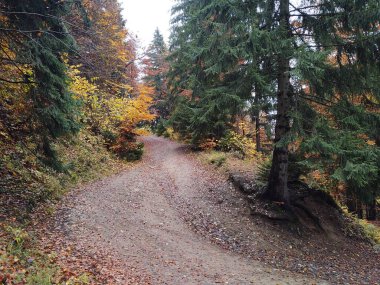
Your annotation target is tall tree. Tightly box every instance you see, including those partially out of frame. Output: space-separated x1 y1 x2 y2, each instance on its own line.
251 0 380 204
168 0 259 143
265 0 292 203
67 0 138 97
0 0 81 162
168 0 380 208
143 28 169 118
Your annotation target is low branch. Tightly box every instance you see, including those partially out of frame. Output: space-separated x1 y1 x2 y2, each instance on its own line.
0 77 35 84
0 27 70 35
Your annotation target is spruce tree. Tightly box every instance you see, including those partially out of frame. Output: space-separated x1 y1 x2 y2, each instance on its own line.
234 0 380 204
268 0 380 202
144 28 169 118
1 0 80 160
168 0 380 208
168 0 259 143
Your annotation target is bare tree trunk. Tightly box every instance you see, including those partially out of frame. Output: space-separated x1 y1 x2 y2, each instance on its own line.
346 189 367 219
253 85 262 152
266 0 291 203
346 189 356 214
366 194 377 220
255 116 261 152
357 202 363 219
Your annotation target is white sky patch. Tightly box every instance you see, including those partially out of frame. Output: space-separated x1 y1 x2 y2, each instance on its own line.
120 0 174 48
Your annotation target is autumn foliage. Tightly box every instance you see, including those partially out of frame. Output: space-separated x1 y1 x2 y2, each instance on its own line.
0 0 155 214
111 85 156 160
0 0 157 281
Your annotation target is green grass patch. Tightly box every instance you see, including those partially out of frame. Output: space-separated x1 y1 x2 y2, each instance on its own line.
204 151 227 167
357 219 380 245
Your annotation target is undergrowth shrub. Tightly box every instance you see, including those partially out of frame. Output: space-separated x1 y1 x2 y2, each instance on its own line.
0 129 117 285
5 226 30 253
345 214 380 244
218 131 257 159
155 119 167 137
163 129 171 138
358 220 380 244
0 130 120 221
112 140 144 161
256 157 272 187
101 130 118 148
0 224 91 284
207 151 226 167
134 126 151 136
161 127 180 141
111 124 144 161
125 142 144 161
198 139 217 150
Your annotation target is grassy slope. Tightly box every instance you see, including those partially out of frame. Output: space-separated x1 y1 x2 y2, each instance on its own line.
199 150 380 245
0 130 125 284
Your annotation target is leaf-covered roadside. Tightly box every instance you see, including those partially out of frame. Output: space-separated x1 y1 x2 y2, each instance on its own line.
194 147 380 284
0 0 156 281
0 222 90 284
165 0 380 219
0 130 127 284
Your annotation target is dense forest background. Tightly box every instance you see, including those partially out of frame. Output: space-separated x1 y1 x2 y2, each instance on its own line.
0 0 157 217
161 0 380 220
0 0 379 283
1 0 378 218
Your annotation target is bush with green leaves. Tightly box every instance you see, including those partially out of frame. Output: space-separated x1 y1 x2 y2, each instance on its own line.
124 142 144 162
207 152 227 167
218 131 257 159
256 157 272 187
155 119 168 137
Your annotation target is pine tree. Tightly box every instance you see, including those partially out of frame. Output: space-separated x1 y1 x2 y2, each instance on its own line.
168 0 380 208
247 0 380 204
282 0 380 208
143 28 169 118
168 0 259 143
1 0 81 162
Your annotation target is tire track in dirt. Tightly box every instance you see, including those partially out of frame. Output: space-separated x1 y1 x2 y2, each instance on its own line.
57 136 327 284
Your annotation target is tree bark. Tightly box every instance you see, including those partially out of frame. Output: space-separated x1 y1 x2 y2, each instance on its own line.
255 116 261 152
346 190 356 214
357 202 363 219
366 194 377 220
266 0 291 203
253 85 262 152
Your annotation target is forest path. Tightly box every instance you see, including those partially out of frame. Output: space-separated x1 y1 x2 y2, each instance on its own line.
56 136 325 284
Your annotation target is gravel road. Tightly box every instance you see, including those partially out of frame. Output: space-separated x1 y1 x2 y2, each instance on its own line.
57 136 328 284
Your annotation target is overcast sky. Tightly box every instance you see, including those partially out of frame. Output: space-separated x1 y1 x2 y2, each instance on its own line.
120 0 174 48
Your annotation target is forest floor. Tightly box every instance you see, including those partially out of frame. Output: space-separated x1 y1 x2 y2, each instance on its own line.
34 136 379 284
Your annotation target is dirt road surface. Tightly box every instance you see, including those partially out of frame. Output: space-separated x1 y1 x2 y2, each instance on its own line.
53 136 329 284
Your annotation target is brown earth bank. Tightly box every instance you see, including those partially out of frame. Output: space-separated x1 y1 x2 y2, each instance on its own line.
35 136 379 284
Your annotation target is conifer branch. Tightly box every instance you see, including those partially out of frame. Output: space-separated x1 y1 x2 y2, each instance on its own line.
0 77 34 84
